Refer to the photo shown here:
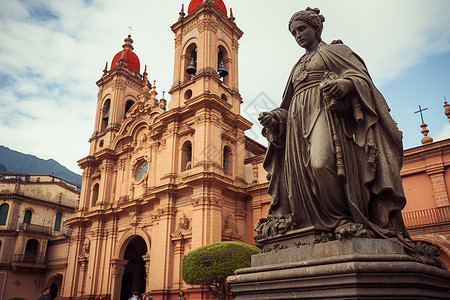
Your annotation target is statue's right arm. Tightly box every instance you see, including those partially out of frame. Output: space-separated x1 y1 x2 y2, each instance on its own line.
259 109 287 148
258 111 278 128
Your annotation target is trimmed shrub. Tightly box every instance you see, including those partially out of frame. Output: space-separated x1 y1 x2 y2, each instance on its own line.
182 241 260 299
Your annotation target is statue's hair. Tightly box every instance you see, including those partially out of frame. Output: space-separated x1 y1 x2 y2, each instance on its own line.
289 7 325 41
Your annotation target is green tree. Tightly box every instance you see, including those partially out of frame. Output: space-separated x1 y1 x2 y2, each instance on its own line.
182 241 260 300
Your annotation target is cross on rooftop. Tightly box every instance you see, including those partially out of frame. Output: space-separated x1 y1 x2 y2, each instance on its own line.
414 105 428 123
128 26 133 35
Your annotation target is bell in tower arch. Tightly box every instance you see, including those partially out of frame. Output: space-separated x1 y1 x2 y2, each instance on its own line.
186 50 197 75
218 51 228 78
103 109 109 122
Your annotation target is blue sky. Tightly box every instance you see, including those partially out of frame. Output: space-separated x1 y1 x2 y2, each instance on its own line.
0 0 449 174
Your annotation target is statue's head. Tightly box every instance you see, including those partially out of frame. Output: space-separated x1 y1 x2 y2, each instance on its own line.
289 7 325 42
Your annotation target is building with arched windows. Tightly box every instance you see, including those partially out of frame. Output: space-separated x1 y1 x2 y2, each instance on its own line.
0 173 79 300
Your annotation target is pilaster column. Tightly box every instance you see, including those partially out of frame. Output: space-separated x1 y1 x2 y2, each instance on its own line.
426 166 450 207
142 253 151 292
110 258 128 300
251 198 263 229
78 257 89 296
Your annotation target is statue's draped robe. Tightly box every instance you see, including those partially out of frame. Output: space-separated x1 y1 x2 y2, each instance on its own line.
263 42 408 238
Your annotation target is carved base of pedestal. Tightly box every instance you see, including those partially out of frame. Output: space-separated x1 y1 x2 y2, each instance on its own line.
254 226 328 252
228 239 450 299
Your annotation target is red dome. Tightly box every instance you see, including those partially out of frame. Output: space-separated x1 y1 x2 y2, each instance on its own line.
111 49 140 73
188 0 227 16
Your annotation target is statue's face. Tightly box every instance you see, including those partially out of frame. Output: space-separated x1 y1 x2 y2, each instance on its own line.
290 20 317 49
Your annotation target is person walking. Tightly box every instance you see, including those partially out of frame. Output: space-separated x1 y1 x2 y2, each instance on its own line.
129 291 140 300
176 290 186 300
38 287 52 300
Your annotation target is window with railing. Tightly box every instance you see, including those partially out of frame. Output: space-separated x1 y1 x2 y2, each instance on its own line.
402 206 450 227
13 254 45 265
19 223 52 235
24 239 39 263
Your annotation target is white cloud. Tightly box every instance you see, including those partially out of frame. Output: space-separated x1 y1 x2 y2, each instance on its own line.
436 123 450 142
0 0 450 174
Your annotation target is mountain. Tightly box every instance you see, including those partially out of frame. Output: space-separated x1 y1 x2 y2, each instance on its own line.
0 145 82 187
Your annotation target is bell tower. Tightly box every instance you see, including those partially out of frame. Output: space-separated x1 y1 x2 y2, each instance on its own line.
164 0 252 250
90 35 148 155
169 0 243 115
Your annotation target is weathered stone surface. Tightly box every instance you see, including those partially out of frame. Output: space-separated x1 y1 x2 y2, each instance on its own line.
228 238 450 299
252 238 403 266
255 226 326 252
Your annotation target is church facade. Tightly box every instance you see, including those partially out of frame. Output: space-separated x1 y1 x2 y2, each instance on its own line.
60 1 264 299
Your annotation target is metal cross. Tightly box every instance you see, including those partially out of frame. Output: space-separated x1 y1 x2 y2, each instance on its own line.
414 105 428 123
128 26 133 35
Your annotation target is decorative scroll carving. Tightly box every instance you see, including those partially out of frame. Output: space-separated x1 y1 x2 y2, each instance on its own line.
171 214 192 239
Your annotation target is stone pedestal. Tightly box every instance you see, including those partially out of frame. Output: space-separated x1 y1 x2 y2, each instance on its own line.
228 239 450 299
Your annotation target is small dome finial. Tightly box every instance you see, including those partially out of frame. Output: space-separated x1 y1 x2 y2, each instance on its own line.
420 123 433 144
179 4 186 20
444 97 450 123
151 80 158 95
143 64 148 77
414 105 432 144
159 90 167 110
123 34 134 51
230 8 235 22
103 62 108 76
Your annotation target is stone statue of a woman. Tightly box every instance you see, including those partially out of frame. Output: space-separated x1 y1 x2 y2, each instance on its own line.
256 7 412 246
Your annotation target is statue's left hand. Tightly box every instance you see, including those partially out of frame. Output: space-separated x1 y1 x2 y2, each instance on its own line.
320 79 353 99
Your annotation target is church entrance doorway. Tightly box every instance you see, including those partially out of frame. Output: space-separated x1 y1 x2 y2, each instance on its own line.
120 236 148 300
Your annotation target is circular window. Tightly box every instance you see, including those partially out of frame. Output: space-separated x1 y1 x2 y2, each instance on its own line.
135 161 148 181
184 89 193 100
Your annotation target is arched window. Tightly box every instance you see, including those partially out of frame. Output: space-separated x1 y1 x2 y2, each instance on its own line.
23 210 32 224
91 183 99 207
124 100 134 117
0 204 9 225
54 212 62 231
24 239 39 263
101 99 111 131
223 146 232 175
181 141 193 172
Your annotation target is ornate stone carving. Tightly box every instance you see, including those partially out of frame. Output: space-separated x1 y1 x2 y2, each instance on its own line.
171 214 192 239
178 123 195 136
78 237 90 259
158 139 166 153
183 20 199 35
222 212 241 240
129 211 142 226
